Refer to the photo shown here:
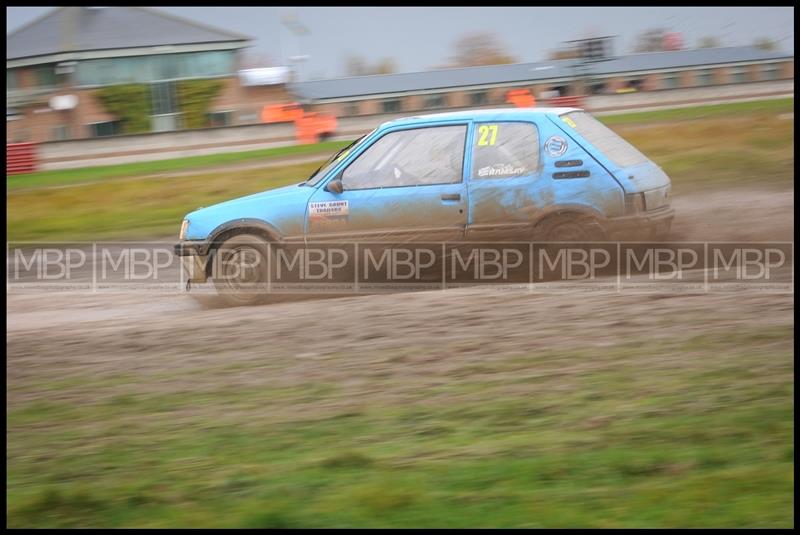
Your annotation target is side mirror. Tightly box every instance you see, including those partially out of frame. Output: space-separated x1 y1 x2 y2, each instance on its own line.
326 178 344 194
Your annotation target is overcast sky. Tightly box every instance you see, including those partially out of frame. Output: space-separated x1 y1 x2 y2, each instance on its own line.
6 6 794 80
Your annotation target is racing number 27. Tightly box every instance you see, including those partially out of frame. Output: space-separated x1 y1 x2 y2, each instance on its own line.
478 124 498 146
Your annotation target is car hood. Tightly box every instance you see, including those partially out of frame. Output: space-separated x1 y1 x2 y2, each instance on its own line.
183 182 315 240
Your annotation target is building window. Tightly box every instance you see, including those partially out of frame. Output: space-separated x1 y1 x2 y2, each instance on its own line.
151 82 179 115
7 69 18 91
695 69 713 86
34 64 58 88
423 94 447 109
729 67 747 84
75 50 235 86
661 73 680 90
51 125 70 141
381 98 402 114
470 91 488 106
761 64 780 81
343 102 360 116
89 121 122 138
588 81 606 95
207 110 233 127
627 79 643 91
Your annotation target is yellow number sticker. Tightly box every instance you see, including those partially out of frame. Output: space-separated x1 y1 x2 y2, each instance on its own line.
478 124 499 146
562 116 577 128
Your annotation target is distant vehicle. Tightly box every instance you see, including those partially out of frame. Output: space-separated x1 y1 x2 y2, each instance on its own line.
506 88 584 109
506 88 536 107
176 107 674 304
261 102 337 144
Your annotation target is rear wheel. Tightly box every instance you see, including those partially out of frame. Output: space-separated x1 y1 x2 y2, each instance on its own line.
212 234 272 306
532 213 609 283
534 213 606 242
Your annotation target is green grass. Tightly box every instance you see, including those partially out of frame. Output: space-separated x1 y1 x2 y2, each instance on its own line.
7 326 793 527
6 98 794 242
6 140 350 191
7 161 322 241
599 97 794 125
612 100 794 191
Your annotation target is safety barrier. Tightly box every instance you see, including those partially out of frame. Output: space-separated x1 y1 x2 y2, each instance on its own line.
7 143 38 175
546 96 585 108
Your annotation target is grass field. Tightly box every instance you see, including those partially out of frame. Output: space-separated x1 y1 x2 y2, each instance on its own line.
6 140 351 191
6 98 794 241
7 320 793 527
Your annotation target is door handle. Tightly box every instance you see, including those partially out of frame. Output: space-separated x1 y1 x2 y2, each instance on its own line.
441 193 461 201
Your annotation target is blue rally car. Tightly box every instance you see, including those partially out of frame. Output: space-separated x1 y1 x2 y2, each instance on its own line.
175 107 674 304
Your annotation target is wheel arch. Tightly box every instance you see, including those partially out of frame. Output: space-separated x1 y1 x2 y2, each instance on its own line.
530 204 609 238
205 219 282 277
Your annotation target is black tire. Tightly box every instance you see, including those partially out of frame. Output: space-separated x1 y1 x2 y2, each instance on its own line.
532 213 609 283
212 234 272 306
533 212 607 243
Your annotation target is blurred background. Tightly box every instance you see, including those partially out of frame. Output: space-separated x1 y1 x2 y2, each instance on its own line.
5 6 794 168
6 6 794 529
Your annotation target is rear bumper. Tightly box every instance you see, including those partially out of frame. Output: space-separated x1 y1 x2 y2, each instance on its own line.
607 206 675 240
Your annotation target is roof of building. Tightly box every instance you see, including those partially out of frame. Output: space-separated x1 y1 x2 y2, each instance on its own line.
7 7 252 61
294 46 793 101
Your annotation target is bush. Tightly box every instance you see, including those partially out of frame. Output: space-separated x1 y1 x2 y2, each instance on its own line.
96 84 151 134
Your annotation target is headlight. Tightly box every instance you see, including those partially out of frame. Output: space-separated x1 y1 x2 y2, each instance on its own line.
179 219 189 240
625 193 646 214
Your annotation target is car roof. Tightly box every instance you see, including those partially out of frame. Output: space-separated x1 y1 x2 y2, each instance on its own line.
380 107 582 128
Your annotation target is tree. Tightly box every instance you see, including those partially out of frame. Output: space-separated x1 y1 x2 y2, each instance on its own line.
448 31 517 68
697 36 721 49
753 37 777 51
344 55 397 76
344 55 368 76
373 58 397 75
547 47 581 60
632 28 667 53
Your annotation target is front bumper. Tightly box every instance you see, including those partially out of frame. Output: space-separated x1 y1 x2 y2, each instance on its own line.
174 240 210 257
175 240 211 283
607 206 675 240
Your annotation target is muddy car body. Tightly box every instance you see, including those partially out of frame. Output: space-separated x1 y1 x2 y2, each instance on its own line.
175 107 674 302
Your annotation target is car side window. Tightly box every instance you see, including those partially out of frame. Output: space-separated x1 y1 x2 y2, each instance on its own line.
341 125 467 190
471 122 539 179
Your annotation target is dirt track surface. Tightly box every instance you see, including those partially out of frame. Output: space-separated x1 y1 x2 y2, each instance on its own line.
6 186 794 411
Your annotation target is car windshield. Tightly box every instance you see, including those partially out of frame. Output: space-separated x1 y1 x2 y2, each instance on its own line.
303 132 372 187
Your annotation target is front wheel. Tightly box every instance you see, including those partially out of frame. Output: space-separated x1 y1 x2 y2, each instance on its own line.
212 234 272 306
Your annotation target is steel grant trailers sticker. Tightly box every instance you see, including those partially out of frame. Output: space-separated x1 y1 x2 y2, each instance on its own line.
309 200 350 218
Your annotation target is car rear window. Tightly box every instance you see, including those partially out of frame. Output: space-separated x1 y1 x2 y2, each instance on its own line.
560 111 649 168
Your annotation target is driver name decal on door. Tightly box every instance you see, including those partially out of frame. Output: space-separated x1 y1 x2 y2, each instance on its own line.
310 200 350 218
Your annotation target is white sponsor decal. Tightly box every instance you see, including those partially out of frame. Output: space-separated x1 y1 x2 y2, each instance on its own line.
309 200 350 218
478 164 527 177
